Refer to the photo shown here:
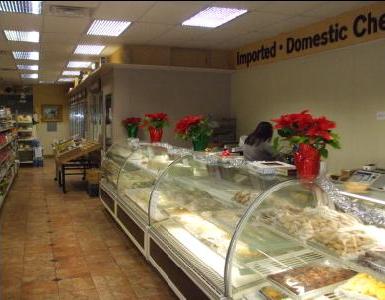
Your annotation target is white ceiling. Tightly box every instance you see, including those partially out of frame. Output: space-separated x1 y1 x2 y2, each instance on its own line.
0 1 377 84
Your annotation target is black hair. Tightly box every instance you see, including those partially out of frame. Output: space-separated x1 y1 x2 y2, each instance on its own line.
244 121 273 146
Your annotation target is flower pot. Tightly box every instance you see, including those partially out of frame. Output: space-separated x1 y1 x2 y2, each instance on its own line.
149 127 163 143
192 135 209 151
294 143 320 181
126 125 138 138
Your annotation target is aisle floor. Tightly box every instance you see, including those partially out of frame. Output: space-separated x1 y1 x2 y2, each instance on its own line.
0 160 177 300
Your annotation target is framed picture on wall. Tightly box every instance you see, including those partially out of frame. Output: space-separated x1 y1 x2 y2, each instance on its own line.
41 104 63 122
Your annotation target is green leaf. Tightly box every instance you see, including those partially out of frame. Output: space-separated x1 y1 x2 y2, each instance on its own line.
319 148 328 158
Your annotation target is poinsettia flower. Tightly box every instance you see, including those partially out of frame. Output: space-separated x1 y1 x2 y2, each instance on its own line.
122 117 141 125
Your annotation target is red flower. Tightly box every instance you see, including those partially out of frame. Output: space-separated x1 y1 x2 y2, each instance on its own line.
145 112 169 122
122 117 141 125
306 117 336 141
175 115 203 135
272 110 313 133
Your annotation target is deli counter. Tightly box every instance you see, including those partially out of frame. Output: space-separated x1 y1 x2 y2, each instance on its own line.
100 141 385 300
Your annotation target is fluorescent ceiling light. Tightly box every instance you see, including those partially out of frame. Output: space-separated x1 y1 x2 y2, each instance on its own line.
17 64 38 70
74 45 105 55
62 70 80 76
12 51 39 60
67 61 91 68
87 19 131 36
182 7 247 28
39 80 54 84
21 73 38 79
0 1 42 14
4 30 39 43
58 78 75 82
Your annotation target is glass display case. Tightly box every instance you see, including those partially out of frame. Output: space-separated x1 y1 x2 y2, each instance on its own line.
100 142 134 193
117 143 190 223
148 154 385 300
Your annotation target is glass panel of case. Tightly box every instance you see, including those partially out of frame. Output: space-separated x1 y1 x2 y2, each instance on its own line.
101 143 134 191
229 180 385 300
149 153 291 294
117 143 180 222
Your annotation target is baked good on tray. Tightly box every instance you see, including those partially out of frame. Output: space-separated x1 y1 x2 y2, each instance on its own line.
267 265 356 296
336 273 385 300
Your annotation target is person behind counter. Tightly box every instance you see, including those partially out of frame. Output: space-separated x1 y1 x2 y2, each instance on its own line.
242 121 281 161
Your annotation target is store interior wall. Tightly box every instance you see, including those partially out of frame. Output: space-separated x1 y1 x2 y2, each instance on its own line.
231 39 385 173
112 68 231 146
33 84 69 156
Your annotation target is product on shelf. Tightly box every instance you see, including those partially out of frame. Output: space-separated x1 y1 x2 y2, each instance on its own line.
357 251 385 275
16 114 32 123
261 205 381 258
259 286 289 300
336 273 385 300
232 190 259 205
268 264 356 296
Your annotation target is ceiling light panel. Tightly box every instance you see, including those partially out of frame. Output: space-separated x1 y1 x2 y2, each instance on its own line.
62 70 80 76
58 78 75 82
74 45 105 55
21 73 38 79
67 61 91 68
0 1 42 14
4 30 39 43
182 7 247 28
17 64 38 70
87 20 131 36
13 51 39 60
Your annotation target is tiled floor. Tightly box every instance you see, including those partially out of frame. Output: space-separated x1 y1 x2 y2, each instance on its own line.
0 160 177 300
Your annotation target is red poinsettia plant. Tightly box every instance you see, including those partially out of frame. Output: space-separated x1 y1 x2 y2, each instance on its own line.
142 112 169 129
122 117 142 126
272 110 340 158
175 115 213 141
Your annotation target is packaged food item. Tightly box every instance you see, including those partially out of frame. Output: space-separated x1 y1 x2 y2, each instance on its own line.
336 273 385 300
267 264 356 297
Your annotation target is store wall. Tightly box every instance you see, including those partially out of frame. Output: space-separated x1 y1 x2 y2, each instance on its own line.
33 84 69 155
231 39 385 173
112 67 231 145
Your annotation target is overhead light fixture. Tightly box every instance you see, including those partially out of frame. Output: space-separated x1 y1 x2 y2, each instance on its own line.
62 70 80 76
182 7 247 28
39 80 54 84
74 45 105 55
0 1 42 14
12 51 39 60
67 61 91 68
4 30 39 43
87 19 131 36
17 64 38 70
58 78 75 82
21 73 38 79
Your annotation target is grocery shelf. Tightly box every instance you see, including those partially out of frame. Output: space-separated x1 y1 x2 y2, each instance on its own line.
18 138 34 142
0 127 15 133
0 138 14 151
0 169 17 209
20 160 33 164
0 161 14 182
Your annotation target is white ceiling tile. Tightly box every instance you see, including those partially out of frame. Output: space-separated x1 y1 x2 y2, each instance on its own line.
44 1 101 8
0 14 43 30
211 1 270 10
303 1 378 18
6 42 40 52
41 32 81 44
41 43 74 54
256 1 326 16
43 16 90 33
93 1 156 20
120 22 174 43
140 1 211 24
153 25 208 42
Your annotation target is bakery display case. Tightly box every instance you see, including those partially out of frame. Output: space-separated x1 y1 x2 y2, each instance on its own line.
147 155 385 300
148 153 292 299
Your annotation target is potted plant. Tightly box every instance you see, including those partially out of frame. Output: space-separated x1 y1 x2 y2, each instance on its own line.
122 117 141 138
142 112 169 142
272 110 340 181
175 115 213 151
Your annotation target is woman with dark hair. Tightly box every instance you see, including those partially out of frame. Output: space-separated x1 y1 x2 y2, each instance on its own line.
242 121 280 161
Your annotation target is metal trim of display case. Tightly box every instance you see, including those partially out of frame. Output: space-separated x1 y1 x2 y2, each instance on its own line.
149 227 226 300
